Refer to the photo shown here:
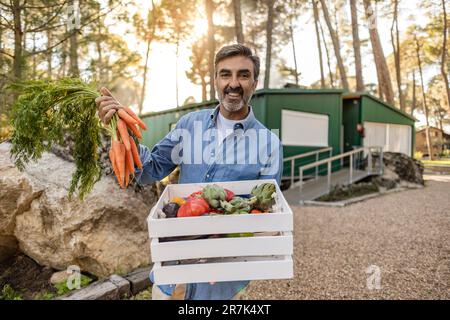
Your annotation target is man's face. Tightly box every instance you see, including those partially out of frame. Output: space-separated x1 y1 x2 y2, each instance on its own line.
215 55 258 113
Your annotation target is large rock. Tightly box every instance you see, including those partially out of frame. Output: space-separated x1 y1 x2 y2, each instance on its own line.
0 142 157 277
372 151 424 188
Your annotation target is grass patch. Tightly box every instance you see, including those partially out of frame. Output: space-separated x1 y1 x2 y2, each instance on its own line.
34 291 55 300
129 288 152 300
421 160 450 166
53 274 93 296
0 284 23 300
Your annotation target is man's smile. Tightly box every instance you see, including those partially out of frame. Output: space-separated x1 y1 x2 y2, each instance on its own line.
226 92 241 99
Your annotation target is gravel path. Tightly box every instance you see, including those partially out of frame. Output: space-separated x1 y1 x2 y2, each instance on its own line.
243 178 450 300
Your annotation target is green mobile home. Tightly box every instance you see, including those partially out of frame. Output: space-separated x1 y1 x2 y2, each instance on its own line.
140 89 416 183
140 89 344 180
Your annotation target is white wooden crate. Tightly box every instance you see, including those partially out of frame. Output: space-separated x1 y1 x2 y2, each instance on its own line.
147 179 294 285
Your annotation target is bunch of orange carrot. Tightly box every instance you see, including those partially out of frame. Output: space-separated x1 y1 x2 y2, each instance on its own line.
108 107 147 188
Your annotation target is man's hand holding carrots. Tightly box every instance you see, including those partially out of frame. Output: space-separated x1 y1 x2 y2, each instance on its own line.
95 87 122 125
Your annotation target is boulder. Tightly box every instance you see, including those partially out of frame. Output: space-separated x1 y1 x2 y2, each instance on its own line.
381 152 424 185
0 142 158 277
370 151 424 189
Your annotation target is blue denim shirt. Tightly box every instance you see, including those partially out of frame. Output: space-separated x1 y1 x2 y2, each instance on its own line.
135 105 283 300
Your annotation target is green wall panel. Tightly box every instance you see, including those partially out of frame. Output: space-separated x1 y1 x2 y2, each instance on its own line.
342 98 362 152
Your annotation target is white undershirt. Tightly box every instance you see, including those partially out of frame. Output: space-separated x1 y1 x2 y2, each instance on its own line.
216 111 249 145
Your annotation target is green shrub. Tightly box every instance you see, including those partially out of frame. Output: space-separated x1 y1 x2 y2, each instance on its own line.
414 151 423 160
34 292 55 300
1 284 23 300
54 274 93 296
0 113 11 142
441 149 450 158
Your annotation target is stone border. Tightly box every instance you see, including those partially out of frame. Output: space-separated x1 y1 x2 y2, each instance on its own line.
302 185 424 207
56 266 152 300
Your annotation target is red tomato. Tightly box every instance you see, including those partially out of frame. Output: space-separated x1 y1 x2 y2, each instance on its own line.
187 190 203 201
250 209 263 214
177 198 210 217
224 189 235 201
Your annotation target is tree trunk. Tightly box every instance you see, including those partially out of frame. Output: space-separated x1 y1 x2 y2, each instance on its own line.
289 21 299 86
175 37 180 107
201 76 207 101
60 31 68 78
0 24 3 52
69 31 79 77
312 0 325 88
411 71 416 116
441 0 450 116
437 110 443 132
46 29 52 78
390 0 405 110
95 35 103 83
233 0 244 44
22 7 27 50
139 37 152 115
363 0 395 104
138 1 157 115
319 0 349 90
68 0 80 77
264 0 275 89
12 0 23 81
205 0 216 100
350 0 364 91
32 33 37 79
415 35 434 160
318 16 334 87
95 4 104 84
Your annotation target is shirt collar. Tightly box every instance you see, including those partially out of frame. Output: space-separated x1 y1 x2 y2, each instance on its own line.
208 104 256 131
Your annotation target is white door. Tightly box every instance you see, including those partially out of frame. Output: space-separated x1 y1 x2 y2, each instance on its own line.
363 122 387 150
363 121 411 156
387 124 411 156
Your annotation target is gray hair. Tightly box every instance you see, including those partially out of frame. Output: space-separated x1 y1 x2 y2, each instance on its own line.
214 44 260 81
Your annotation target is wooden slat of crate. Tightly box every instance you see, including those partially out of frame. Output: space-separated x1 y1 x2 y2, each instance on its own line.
151 232 293 262
152 255 293 285
147 179 293 238
148 210 293 238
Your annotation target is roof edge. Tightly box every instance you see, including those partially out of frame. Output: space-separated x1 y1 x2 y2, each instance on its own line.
343 92 417 122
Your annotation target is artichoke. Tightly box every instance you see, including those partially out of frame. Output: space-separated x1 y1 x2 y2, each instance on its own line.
202 184 227 208
220 196 256 215
251 183 276 211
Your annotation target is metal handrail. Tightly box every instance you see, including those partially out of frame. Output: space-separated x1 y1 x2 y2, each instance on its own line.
283 147 332 188
298 146 384 194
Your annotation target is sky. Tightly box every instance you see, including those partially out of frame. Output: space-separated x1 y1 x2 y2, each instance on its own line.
107 0 437 129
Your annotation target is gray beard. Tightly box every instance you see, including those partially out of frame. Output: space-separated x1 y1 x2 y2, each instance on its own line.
219 93 253 113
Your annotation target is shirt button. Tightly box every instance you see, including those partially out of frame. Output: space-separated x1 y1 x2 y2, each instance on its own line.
206 174 210 178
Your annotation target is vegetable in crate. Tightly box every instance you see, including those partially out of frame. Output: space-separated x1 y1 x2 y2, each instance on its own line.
170 197 186 206
177 198 210 217
251 183 276 211
220 196 256 215
8 78 147 199
224 189 235 201
162 202 180 218
187 190 203 201
202 184 227 208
